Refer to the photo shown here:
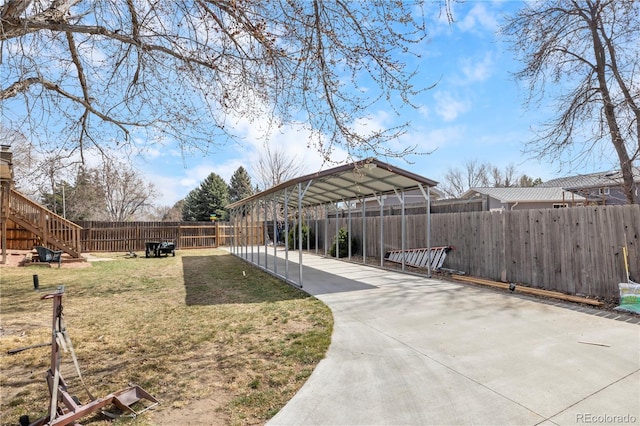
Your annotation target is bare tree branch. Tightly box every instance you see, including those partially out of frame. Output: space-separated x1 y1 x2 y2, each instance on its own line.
2 0 441 163
503 0 639 204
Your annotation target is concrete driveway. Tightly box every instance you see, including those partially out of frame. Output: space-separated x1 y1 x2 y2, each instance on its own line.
238 250 640 426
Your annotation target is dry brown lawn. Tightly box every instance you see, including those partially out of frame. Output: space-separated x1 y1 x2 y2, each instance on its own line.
0 249 333 426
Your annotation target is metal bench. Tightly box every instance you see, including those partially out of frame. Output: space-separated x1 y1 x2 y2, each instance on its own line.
34 246 63 268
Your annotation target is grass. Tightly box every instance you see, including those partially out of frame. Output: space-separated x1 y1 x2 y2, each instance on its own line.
0 249 333 425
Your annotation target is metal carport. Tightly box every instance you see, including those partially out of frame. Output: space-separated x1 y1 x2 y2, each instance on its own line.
226 158 438 288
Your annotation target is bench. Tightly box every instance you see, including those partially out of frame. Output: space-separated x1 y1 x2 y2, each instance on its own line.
34 246 63 268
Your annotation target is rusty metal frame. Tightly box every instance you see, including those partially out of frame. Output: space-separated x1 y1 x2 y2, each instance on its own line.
24 287 158 426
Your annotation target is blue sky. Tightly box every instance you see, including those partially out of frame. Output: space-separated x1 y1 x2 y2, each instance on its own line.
138 0 617 207
5 1 618 208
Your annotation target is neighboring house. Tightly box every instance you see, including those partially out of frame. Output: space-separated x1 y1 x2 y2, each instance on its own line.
462 187 586 211
538 167 640 205
357 187 445 210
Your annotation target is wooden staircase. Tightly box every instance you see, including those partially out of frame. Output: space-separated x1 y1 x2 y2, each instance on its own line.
8 189 82 258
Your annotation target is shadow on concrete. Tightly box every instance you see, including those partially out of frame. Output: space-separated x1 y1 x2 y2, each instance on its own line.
235 252 379 296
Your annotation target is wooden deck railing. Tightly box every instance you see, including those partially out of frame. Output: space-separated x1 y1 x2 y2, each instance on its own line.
9 189 82 257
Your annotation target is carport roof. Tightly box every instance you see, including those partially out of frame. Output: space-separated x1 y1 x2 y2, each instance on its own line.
227 158 439 209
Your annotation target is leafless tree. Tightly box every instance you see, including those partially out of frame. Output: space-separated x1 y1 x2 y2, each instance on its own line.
490 164 517 188
158 200 185 222
252 145 304 191
1 128 38 196
99 158 157 221
1 0 444 163
503 0 639 204
441 160 491 198
440 160 534 198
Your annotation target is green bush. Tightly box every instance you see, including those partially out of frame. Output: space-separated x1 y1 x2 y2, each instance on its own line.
288 222 315 250
329 228 359 258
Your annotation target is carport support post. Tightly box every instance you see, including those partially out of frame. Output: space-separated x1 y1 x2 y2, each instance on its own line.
427 188 431 278
242 206 247 259
362 197 367 265
284 188 289 281
348 199 352 260
315 205 319 255
324 204 328 256
298 182 303 287
273 195 277 275
401 189 406 272
235 207 240 256
418 184 432 278
335 203 339 259
306 210 310 253
379 193 385 267
264 200 268 269
255 201 260 265
401 189 407 271
230 208 235 254
250 202 255 264
393 188 405 271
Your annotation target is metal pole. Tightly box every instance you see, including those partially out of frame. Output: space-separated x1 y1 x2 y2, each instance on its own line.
362 197 366 265
298 182 303 287
348 200 352 260
244 206 247 260
401 190 405 271
284 188 289 280
380 194 384 267
335 203 339 259
418 184 432 278
315 205 319 254
273 195 278 275
306 210 310 253
230 208 234 255
263 200 268 269
324 204 328 256
427 187 432 278
233 208 237 256
250 202 255 264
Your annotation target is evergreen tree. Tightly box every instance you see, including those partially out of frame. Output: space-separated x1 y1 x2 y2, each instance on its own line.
229 166 254 203
67 166 107 221
182 173 229 221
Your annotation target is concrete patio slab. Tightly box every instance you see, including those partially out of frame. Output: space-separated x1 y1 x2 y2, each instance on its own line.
234 249 640 426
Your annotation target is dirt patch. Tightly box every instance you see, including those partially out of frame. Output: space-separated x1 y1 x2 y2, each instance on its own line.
0 250 94 269
149 393 232 426
0 250 31 267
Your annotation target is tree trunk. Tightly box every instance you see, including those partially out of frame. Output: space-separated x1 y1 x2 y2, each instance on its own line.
587 4 638 204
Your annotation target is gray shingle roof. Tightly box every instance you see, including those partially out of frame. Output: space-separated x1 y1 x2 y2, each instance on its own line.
538 167 640 189
463 187 586 203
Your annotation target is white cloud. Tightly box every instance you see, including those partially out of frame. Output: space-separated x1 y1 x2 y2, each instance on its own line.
457 3 499 33
143 111 354 206
433 91 470 121
460 52 494 83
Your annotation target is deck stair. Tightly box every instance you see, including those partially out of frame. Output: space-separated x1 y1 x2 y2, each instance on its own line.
385 246 453 271
8 189 82 258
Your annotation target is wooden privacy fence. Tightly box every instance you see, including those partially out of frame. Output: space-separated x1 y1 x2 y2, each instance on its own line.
312 205 639 300
77 221 258 252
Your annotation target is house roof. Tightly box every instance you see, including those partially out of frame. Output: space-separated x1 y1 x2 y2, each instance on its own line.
227 158 439 210
463 187 586 203
538 167 640 190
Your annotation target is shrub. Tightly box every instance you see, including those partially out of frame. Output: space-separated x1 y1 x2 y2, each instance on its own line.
288 222 315 250
329 228 359 258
